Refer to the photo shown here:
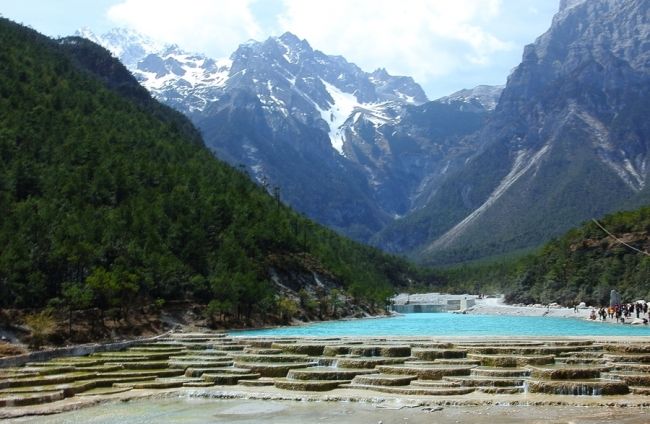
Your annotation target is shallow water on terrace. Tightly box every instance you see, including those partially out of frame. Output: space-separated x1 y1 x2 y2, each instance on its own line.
232 313 650 337
11 398 649 424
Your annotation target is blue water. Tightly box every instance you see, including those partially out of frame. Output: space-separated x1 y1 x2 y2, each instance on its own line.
232 313 650 337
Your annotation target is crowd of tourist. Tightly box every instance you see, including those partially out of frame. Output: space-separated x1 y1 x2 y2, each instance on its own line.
588 302 649 324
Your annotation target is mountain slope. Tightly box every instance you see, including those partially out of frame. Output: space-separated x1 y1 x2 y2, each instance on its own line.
376 0 650 264
80 29 490 241
505 206 650 306
0 18 423 328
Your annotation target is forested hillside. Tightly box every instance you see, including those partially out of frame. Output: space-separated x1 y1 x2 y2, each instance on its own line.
0 19 424 334
442 207 650 306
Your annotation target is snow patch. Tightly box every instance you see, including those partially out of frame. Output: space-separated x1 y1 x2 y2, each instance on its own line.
316 80 400 155
317 80 363 154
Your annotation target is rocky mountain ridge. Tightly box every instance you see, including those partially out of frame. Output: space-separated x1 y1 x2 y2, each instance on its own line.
375 0 650 264
81 27 489 240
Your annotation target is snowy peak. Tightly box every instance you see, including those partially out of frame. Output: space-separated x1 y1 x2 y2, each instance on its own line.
220 31 428 154
277 32 312 64
78 27 231 113
79 27 428 153
437 85 504 111
370 68 428 105
76 27 164 67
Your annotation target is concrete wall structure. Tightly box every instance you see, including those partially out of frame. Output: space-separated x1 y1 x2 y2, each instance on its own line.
390 293 477 313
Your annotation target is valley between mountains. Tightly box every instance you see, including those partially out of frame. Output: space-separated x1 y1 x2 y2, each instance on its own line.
81 0 650 266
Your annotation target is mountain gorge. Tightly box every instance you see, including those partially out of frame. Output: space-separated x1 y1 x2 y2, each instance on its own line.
81 0 649 265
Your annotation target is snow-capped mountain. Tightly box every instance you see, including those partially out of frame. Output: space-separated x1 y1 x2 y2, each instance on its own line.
80 28 485 240
80 0 650 264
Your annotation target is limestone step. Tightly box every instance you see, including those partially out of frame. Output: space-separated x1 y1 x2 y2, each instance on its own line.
470 367 530 378
183 381 215 387
94 352 173 361
96 369 184 379
113 380 184 390
323 345 411 358
156 376 204 384
409 342 455 349
603 344 650 354
126 347 186 353
529 365 607 380
602 372 650 386
468 345 589 356
432 359 481 366
0 370 39 379
476 386 524 394
239 377 275 387
630 386 650 395
341 383 475 396
20 366 77 375
105 360 169 370
286 367 376 381
466 353 555 367
274 378 349 391
555 357 604 365
409 380 461 388
243 348 284 355
171 350 230 357
351 373 416 387
443 376 526 387
525 379 629 395
201 373 261 385
609 363 650 373
197 366 256 376
411 348 466 361
325 356 405 369
184 366 253 377
168 360 234 369
0 380 96 397
557 351 603 358
272 343 327 356
603 354 650 363
86 355 156 363
377 364 474 380
0 390 65 407
75 387 133 397
232 353 310 363
47 359 105 367
0 372 98 389
93 375 163 387
212 345 245 351
233 361 315 377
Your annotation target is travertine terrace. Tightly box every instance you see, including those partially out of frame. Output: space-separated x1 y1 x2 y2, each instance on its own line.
2 332 650 417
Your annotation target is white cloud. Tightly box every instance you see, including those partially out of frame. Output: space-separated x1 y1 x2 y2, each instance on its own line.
107 0 262 57
277 0 513 89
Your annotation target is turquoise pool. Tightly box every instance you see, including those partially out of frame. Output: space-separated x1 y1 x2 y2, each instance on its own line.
232 313 650 337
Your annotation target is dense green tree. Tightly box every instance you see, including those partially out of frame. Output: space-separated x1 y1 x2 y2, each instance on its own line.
0 18 426 324
442 207 650 306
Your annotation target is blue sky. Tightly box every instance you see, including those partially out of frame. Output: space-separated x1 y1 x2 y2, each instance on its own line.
0 0 559 99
